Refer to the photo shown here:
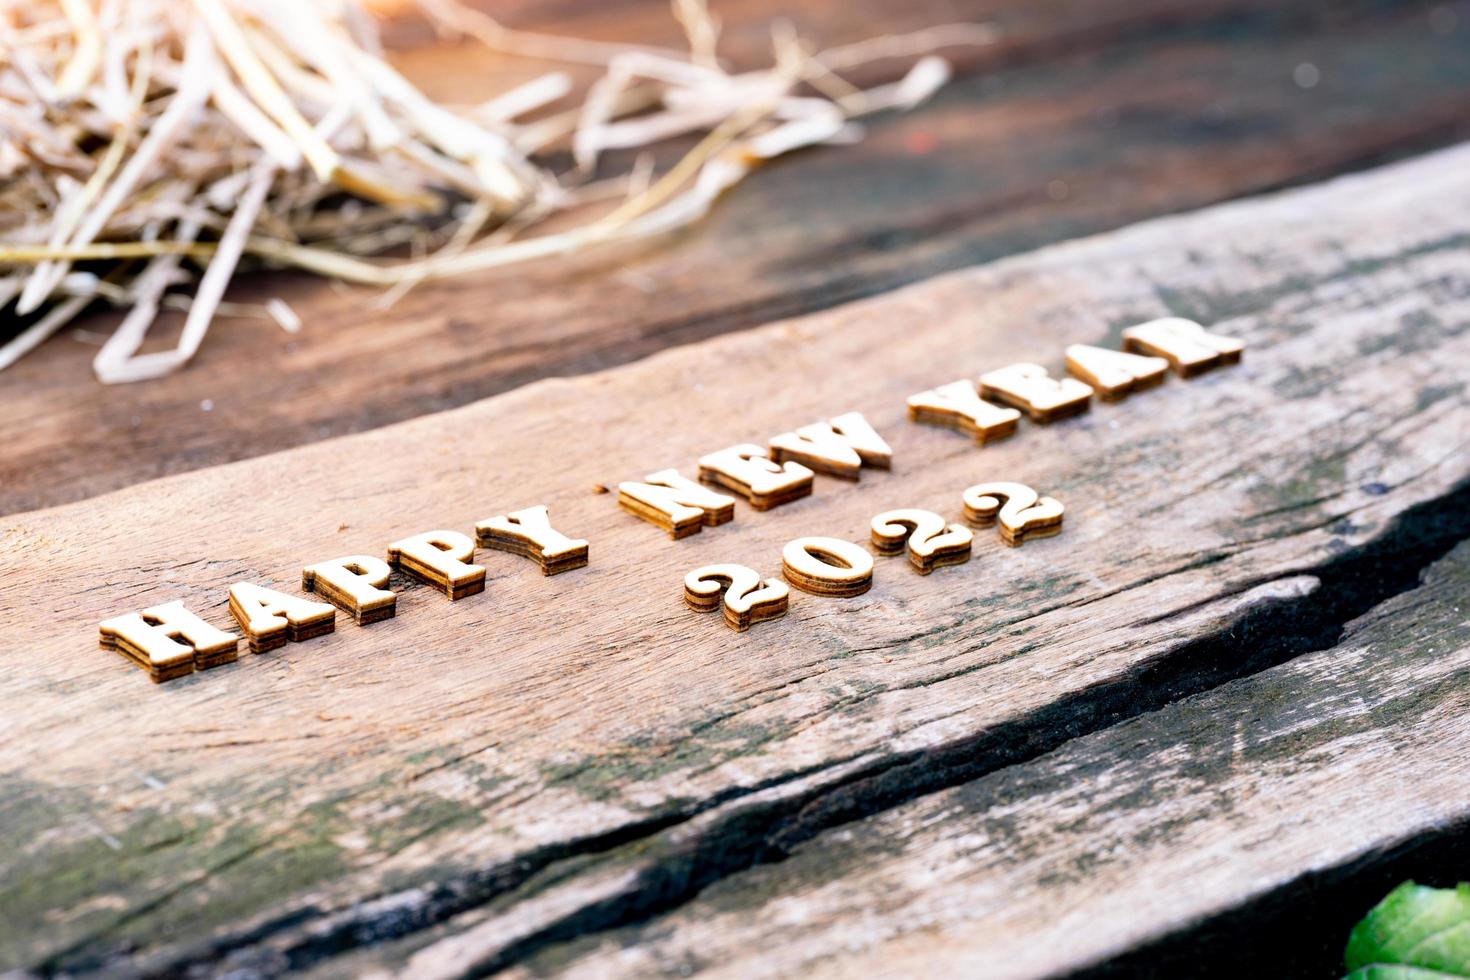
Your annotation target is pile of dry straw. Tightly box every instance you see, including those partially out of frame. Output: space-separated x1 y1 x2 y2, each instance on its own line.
0 0 992 382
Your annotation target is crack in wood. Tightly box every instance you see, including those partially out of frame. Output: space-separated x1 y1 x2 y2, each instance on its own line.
115 480 1470 980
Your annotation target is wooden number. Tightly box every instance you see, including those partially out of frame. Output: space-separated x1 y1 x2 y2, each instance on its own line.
302 554 397 624
228 582 336 653
1064 344 1169 401
476 505 589 575
870 508 973 574
698 444 814 510
978 363 1093 423
962 482 1064 546
781 536 875 597
1122 317 1244 378
683 563 790 632
618 469 736 539
387 530 485 600
769 411 892 480
99 600 239 682
906 379 1020 444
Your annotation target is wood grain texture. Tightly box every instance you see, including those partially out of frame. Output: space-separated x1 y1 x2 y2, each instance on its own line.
504 540 1470 980
5 0 1470 516
1 143 1467 976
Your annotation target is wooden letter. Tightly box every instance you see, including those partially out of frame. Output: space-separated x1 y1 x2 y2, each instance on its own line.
476 505 589 575
228 582 336 653
781 536 875 597
698 444 814 510
618 469 736 539
302 555 397 624
963 482 1064 546
387 530 485 600
1064 344 1169 401
870 508 973 574
683 563 790 632
906 380 1020 444
769 411 892 480
99 600 239 682
978 363 1093 423
1122 317 1244 378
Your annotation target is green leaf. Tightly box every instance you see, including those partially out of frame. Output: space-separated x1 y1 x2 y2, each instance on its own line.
1345 881 1470 978
1344 967 1466 980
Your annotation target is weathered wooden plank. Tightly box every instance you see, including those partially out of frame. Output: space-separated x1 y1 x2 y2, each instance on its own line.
494 539 1470 980
5 0 1470 515
2 144 1469 976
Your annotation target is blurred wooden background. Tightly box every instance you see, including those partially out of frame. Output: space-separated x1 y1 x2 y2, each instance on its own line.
4 0 1470 515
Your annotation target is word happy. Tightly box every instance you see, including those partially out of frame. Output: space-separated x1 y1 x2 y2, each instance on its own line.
99 318 1243 682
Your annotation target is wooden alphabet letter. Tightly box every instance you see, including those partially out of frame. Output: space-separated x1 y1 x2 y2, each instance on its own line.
99 600 239 682
962 482 1064 546
781 536 875 597
684 564 790 631
698 444 814 510
302 555 397 624
906 380 1020 444
228 582 337 653
618 469 736 539
978 363 1093 423
870 508 973 574
387 530 486 600
1064 344 1169 401
1121 317 1244 378
476 505 589 575
769 411 892 480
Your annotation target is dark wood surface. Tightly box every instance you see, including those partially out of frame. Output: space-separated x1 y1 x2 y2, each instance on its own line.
6 0 1470 516
2 143 1467 977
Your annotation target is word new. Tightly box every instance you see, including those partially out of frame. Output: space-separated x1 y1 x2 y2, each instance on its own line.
98 317 1241 683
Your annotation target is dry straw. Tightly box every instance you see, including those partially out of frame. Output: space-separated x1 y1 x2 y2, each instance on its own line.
0 0 995 382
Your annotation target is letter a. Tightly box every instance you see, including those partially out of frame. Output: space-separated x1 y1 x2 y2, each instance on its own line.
228 582 337 653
